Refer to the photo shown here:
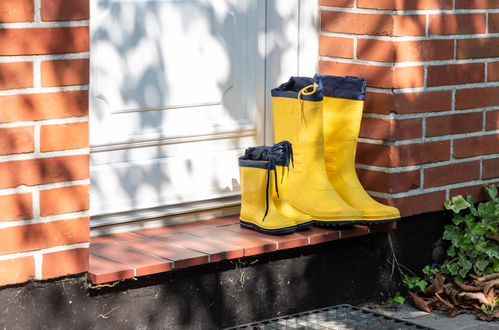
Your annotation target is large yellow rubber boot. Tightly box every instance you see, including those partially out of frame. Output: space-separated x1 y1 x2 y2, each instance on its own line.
239 143 304 234
316 74 400 224
271 77 363 226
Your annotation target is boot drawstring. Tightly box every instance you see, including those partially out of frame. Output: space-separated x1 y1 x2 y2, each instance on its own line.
262 141 294 222
297 83 318 127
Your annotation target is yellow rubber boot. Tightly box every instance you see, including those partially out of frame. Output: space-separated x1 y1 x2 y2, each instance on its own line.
316 74 400 224
239 161 297 234
271 77 363 226
275 165 314 229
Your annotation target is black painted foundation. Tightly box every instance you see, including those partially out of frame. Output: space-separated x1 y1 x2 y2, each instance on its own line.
0 211 450 330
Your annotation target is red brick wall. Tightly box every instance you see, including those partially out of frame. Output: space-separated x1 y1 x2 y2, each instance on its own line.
319 0 499 217
0 0 89 286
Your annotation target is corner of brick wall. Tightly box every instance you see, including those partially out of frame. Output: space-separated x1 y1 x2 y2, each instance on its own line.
319 0 499 217
0 0 90 286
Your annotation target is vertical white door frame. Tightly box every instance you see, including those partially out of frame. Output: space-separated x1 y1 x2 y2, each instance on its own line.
264 0 319 145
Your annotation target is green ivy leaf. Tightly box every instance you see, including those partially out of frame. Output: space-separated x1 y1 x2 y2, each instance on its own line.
485 184 498 203
485 243 499 259
447 245 456 257
443 225 462 246
447 262 460 276
473 260 489 276
457 257 472 278
471 222 487 238
467 195 479 216
387 291 405 305
445 195 471 213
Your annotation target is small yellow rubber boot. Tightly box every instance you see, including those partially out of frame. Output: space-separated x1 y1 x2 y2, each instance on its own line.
315 74 400 224
271 77 363 226
275 165 314 230
239 144 298 234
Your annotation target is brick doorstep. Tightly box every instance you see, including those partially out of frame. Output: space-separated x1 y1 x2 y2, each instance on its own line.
88 216 396 284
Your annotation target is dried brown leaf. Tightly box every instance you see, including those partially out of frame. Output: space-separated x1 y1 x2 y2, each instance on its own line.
425 273 445 295
448 308 469 318
484 287 498 305
483 279 499 295
435 292 455 309
456 282 481 292
444 286 460 305
458 292 491 306
476 273 499 283
408 291 433 313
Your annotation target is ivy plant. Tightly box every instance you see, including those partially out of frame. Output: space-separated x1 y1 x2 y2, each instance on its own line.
442 184 499 282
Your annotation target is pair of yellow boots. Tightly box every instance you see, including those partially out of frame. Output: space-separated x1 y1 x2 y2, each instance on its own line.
239 74 400 234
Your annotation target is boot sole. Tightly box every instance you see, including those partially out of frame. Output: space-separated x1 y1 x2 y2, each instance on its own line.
296 220 315 230
313 219 363 227
361 217 401 225
239 220 297 235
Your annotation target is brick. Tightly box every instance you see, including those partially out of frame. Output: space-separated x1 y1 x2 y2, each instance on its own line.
42 248 89 279
454 134 499 158
393 66 425 88
455 0 499 9
359 117 422 141
0 0 34 23
490 13 499 33
40 185 89 216
450 183 499 203
0 155 89 189
395 40 454 62
41 59 89 87
0 193 32 222
321 11 392 36
394 91 452 114
456 87 499 110
319 61 392 88
356 143 391 167
40 122 88 152
488 62 499 82
357 39 394 62
364 91 393 115
340 225 369 239
41 0 89 21
486 110 499 130
320 0 355 7
457 38 499 60
91 244 173 276
358 0 452 10
393 15 426 37
383 191 446 217
0 27 89 56
0 126 34 155
319 36 354 59
0 62 33 90
483 158 499 179
0 257 34 286
424 161 480 188
0 91 88 123
426 112 483 137
429 14 486 35
427 63 485 87
394 141 451 166
0 218 89 254
392 119 423 140
357 169 420 194
356 141 450 167
119 238 204 270
158 232 244 262
88 254 134 284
